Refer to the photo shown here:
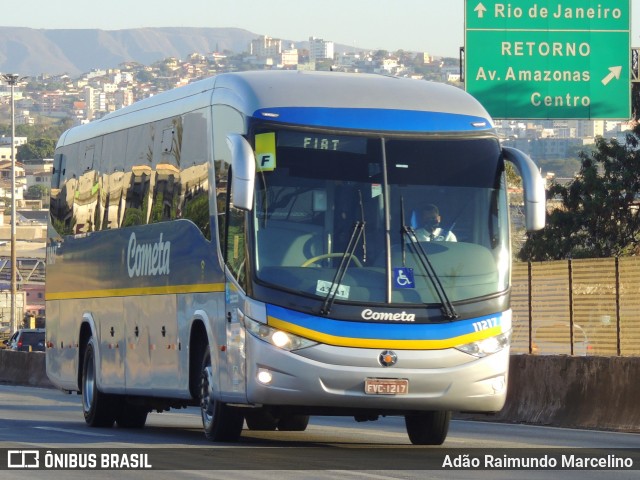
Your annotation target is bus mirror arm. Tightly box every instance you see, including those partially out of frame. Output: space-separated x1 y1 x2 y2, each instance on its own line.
226 133 256 211
502 146 546 231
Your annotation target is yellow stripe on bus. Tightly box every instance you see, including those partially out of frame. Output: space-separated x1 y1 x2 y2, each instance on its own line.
46 283 225 301
268 316 502 350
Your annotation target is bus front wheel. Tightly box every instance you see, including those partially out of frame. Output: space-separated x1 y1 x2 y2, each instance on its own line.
82 340 116 428
404 410 451 445
277 414 309 431
115 401 149 428
245 408 279 431
200 349 244 441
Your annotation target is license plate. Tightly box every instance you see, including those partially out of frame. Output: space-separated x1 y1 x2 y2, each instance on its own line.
364 378 409 395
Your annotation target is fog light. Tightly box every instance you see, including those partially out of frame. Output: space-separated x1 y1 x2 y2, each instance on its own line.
257 369 273 385
491 375 506 393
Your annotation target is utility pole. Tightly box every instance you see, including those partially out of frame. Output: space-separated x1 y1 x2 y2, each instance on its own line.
2 73 20 332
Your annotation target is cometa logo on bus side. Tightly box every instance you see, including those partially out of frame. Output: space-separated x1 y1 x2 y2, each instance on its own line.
127 232 171 278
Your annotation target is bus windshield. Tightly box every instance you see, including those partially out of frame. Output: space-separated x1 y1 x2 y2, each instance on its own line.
252 128 510 308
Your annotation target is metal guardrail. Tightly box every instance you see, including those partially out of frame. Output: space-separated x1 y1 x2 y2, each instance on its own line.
511 257 640 356
0 257 45 285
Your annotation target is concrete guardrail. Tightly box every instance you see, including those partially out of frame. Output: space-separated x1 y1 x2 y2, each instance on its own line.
460 355 640 433
0 349 53 388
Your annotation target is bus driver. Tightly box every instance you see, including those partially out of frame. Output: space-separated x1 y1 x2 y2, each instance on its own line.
415 204 457 242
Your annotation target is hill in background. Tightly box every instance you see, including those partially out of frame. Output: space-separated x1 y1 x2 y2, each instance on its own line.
0 27 274 76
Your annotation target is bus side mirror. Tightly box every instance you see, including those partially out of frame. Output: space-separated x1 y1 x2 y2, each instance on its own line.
226 134 256 211
503 147 546 231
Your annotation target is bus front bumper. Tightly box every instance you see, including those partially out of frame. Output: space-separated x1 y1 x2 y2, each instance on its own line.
244 334 509 413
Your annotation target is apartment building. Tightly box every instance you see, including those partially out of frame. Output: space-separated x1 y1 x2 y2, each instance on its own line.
308 37 335 62
250 35 283 59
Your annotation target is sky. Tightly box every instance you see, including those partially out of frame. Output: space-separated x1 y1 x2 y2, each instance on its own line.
1 0 637 58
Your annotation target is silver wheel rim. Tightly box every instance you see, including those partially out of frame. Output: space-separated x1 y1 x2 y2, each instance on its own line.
83 351 95 414
200 365 214 426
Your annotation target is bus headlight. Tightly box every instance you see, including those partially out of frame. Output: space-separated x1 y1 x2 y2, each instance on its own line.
455 331 511 357
243 317 318 351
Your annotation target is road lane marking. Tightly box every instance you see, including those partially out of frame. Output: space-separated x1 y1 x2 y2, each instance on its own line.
34 426 114 437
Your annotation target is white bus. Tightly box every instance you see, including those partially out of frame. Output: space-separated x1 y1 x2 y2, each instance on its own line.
46 71 544 445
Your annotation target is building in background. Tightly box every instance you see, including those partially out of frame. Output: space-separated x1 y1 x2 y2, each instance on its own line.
250 36 283 60
308 37 334 62
280 48 299 68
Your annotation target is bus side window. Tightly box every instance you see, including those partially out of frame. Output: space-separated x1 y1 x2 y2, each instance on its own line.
222 169 247 289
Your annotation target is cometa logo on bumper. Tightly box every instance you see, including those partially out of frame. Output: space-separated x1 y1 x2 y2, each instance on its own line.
361 309 415 322
127 232 171 278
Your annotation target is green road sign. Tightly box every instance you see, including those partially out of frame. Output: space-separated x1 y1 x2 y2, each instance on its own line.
465 0 631 119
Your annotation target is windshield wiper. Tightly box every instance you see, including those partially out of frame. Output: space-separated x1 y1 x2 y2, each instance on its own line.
358 190 367 264
402 225 458 319
320 191 367 316
401 224 459 320
320 220 364 316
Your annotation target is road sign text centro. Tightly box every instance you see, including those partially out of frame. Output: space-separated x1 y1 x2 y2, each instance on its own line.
465 0 631 120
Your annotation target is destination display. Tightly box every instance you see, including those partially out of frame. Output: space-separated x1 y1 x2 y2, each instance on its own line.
465 0 631 119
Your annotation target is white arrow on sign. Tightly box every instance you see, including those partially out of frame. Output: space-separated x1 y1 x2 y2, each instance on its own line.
601 66 622 86
475 2 487 18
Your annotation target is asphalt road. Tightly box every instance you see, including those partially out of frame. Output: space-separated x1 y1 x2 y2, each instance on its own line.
0 384 638 480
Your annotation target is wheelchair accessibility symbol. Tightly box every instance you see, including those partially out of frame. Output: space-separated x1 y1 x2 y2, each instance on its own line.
393 268 415 289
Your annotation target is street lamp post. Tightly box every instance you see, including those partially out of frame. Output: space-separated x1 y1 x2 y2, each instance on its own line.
2 73 20 332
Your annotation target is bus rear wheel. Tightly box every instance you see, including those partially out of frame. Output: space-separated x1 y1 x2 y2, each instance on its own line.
404 410 451 445
200 349 244 441
82 340 116 427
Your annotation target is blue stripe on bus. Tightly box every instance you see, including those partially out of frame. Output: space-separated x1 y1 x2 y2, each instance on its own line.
266 304 502 340
253 107 492 133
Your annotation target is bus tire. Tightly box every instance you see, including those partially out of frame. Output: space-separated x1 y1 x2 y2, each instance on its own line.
82 341 116 428
404 410 451 445
277 414 309 431
245 409 279 431
115 401 149 428
200 349 244 441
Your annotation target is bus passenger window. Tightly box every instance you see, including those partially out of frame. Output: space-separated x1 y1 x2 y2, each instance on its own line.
180 162 211 240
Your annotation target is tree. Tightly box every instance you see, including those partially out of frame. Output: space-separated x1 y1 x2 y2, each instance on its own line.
26 184 49 200
17 138 56 161
52 216 76 237
0 118 73 142
518 124 640 261
372 50 389 61
135 70 156 83
505 162 521 188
